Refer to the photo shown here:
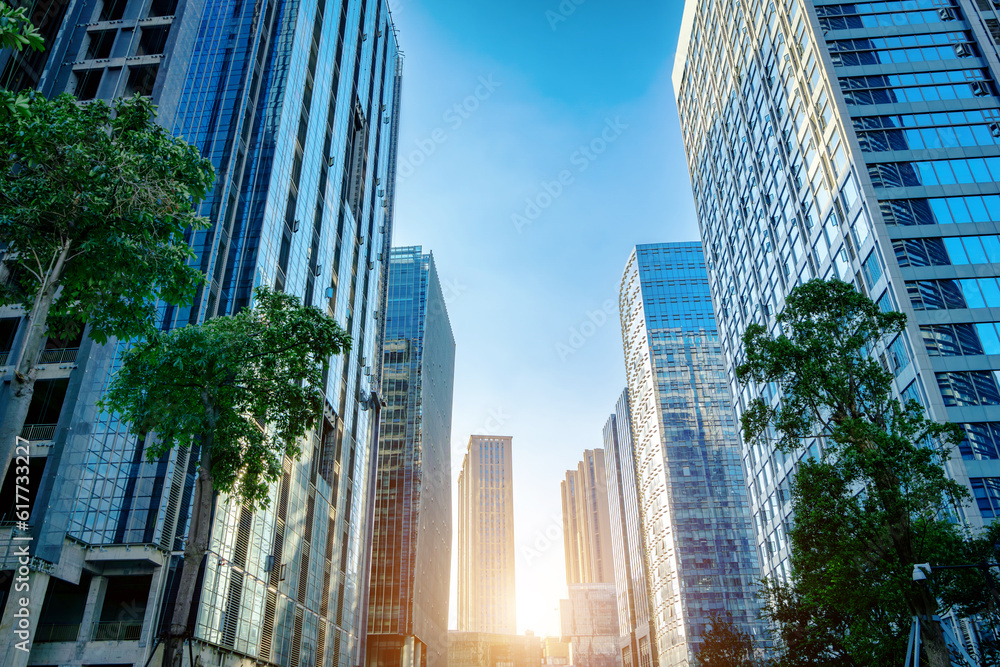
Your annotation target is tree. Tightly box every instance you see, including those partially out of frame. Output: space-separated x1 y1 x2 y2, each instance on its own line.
0 92 214 487
0 1 44 116
101 286 351 667
736 279 987 667
696 611 767 667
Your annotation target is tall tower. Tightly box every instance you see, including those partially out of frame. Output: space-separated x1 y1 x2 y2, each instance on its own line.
368 247 456 667
618 243 760 666
603 390 655 667
457 435 516 635
561 449 614 585
0 1 403 666
673 0 1000 587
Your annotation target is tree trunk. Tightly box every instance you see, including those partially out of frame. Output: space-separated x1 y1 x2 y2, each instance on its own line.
162 430 214 667
0 240 71 490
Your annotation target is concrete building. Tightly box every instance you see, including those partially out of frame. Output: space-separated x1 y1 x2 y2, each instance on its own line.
0 0 403 665
457 435 516 635
448 632 542 667
672 0 1000 596
618 243 761 665
561 450 614 586
367 247 456 667
559 584 619 667
603 391 655 667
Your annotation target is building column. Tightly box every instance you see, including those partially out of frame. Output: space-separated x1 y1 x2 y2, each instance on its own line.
0 570 51 667
139 564 168 650
76 574 107 644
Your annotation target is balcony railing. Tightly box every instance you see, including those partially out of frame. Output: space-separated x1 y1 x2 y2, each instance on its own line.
20 424 56 441
35 623 81 643
37 347 78 364
91 620 143 642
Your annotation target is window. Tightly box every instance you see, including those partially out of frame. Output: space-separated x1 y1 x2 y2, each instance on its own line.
960 424 1000 460
73 69 102 101
85 30 115 60
937 371 1000 406
970 477 1000 518
136 25 170 56
124 64 158 97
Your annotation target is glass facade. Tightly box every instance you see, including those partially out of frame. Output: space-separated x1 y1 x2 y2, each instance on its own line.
559 583 619 667
603 390 654 667
617 243 761 666
0 0 404 665
368 247 456 667
457 435 516 635
673 0 1000 587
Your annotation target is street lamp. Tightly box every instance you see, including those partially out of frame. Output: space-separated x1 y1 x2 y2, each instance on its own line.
905 561 1000 666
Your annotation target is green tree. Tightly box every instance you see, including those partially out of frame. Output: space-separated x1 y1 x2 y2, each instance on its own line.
0 92 213 486
696 611 767 667
101 286 351 667
736 279 990 667
0 0 44 116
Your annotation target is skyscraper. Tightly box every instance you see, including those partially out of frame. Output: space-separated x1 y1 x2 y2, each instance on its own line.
603 391 654 667
368 247 456 667
0 1 403 665
561 449 614 585
618 243 760 665
673 0 1000 586
457 435 516 635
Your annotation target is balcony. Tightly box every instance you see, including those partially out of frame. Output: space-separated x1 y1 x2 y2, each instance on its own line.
92 620 143 641
20 424 56 442
36 347 78 365
35 623 81 643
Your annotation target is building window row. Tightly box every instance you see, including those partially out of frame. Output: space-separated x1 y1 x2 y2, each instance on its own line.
907 277 1000 310
937 370 1000 406
894 234 1000 267
881 194 1000 226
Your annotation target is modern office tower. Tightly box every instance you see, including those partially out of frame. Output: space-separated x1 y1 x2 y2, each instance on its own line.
558 583 619 667
448 631 543 667
368 247 456 667
457 435 516 635
561 449 614 585
618 243 761 665
0 1 402 666
672 0 1000 587
603 391 655 667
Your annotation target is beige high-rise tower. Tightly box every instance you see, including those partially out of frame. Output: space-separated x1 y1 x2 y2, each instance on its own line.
457 435 516 634
561 449 614 584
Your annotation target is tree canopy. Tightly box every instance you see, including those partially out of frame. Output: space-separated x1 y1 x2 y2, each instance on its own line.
736 279 995 667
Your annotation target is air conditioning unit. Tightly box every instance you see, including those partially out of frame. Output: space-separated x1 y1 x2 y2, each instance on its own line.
971 81 989 96
313 264 322 277
955 43 970 57
327 156 335 167
938 7 955 20
990 122 1000 138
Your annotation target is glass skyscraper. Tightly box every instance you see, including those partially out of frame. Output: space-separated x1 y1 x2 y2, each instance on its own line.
603 390 654 667
368 247 456 667
617 243 761 666
673 0 1000 586
0 0 402 665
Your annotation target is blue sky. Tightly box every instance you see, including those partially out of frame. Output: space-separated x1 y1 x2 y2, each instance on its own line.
388 0 695 636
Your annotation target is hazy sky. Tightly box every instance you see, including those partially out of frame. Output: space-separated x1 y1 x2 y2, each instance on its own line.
388 0 697 637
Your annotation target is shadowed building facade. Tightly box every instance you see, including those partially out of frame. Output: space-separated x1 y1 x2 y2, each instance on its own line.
368 247 456 667
457 435 515 635
604 390 655 667
618 243 761 666
0 0 403 665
